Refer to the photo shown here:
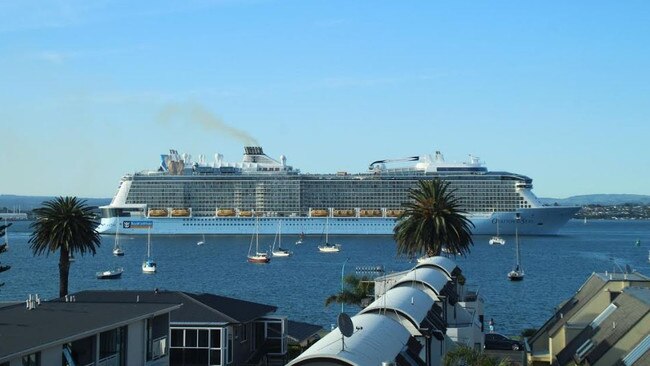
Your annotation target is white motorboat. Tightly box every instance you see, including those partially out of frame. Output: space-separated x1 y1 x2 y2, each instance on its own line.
96 267 123 279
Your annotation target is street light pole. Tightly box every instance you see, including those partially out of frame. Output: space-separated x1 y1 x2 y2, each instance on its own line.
341 257 350 314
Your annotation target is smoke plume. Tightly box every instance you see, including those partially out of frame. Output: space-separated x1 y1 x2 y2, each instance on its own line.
158 103 259 146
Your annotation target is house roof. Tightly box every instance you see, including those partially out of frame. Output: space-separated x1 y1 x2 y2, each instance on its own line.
0 301 179 362
65 290 277 324
529 273 608 349
287 320 323 344
555 287 650 365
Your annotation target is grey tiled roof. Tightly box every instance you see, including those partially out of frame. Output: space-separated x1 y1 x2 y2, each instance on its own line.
287 320 323 344
66 290 277 324
0 301 179 362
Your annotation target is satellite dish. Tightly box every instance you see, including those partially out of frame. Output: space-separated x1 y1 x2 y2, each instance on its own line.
337 313 354 337
625 264 633 274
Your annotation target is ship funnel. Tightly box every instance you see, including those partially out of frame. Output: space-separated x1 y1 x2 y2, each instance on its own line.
280 155 286 166
244 146 264 155
215 153 223 167
435 151 445 162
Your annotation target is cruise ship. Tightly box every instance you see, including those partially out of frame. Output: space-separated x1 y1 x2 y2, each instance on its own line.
97 147 579 236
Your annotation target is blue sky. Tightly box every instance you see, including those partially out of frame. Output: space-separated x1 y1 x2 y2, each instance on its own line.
1 0 648 198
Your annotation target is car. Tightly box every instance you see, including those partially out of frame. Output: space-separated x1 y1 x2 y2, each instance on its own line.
484 332 523 351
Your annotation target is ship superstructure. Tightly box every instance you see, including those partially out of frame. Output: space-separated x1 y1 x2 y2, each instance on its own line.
97 147 578 236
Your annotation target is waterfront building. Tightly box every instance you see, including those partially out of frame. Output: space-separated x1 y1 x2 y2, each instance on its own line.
286 256 484 366
66 290 288 366
0 213 27 220
0 294 179 366
527 272 650 365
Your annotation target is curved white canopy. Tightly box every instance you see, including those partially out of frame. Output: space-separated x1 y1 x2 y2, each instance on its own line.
287 313 411 366
361 286 436 330
392 267 450 296
415 256 458 279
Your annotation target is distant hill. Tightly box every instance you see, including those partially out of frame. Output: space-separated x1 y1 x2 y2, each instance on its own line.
540 194 650 206
0 195 111 211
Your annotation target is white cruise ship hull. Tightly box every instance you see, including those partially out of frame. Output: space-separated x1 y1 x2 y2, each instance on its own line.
97 206 579 236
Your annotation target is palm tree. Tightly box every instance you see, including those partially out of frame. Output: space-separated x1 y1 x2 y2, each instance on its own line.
29 197 101 297
394 179 474 258
324 274 374 308
443 345 510 366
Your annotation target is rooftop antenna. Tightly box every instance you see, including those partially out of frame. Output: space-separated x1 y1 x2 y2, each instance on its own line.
341 258 350 314
337 312 354 351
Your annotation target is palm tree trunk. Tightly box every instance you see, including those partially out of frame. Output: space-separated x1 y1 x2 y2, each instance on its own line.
59 247 70 297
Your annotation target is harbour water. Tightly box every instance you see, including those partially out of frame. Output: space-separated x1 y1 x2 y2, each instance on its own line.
1 219 649 336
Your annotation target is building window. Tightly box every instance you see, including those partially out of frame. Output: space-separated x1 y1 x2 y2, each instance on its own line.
99 326 126 366
147 315 169 361
171 327 223 366
22 352 40 366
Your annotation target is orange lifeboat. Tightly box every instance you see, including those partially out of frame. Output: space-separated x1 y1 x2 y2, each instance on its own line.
360 209 382 217
386 209 405 217
311 209 329 217
333 209 355 217
239 210 253 217
171 208 190 217
217 209 235 217
148 209 168 217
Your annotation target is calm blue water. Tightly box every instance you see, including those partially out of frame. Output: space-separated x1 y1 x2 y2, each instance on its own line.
1 220 649 336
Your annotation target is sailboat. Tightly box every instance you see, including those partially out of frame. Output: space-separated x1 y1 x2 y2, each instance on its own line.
295 232 305 245
271 221 292 257
508 214 524 281
318 217 341 253
197 234 206 246
142 229 157 273
248 217 270 263
112 223 125 256
489 219 506 245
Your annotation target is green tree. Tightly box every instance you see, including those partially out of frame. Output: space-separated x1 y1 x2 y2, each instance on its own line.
0 223 12 288
324 274 374 308
29 197 101 297
444 345 510 366
394 179 474 258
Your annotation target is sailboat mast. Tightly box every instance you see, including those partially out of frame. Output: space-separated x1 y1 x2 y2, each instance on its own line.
147 228 151 258
114 221 120 249
515 215 521 267
255 216 260 253
3 218 8 247
325 216 329 243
